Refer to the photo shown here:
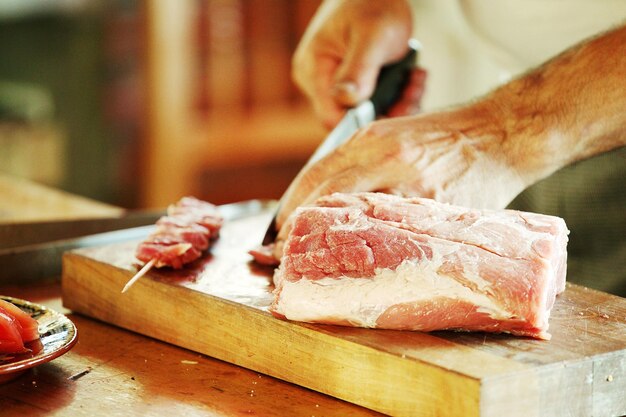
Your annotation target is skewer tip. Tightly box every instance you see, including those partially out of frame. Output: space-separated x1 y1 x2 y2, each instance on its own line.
122 258 157 293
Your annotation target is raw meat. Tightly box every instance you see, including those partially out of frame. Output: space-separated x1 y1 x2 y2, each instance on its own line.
249 243 279 267
270 192 569 340
167 197 223 236
0 310 25 354
0 299 39 354
135 197 223 269
0 299 39 343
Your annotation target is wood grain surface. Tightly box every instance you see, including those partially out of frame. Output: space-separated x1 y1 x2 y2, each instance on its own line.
61 210 626 417
0 174 123 224
0 282 381 417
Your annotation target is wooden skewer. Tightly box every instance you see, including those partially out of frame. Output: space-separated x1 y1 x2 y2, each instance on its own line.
121 258 157 293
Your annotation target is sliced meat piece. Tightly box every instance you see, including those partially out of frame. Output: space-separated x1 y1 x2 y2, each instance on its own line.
135 196 223 269
0 309 26 354
271 192 569 340
135 241 202 269
0 299 39 343
167 197 223 238
155 217 210 250
248 243 280 267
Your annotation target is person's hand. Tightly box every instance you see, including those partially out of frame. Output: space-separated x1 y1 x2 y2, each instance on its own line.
274 99 531 247
292 0 414 129
273 23 626 260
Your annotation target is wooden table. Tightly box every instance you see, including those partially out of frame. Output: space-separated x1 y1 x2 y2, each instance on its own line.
0 174 123 223
0 280 382 416
1 179 624 416
0 176 371 416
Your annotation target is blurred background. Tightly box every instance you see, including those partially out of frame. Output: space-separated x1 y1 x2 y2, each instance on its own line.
0 0 324 209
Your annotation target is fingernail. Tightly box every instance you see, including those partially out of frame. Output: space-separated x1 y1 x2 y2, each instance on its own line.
332 81 359 104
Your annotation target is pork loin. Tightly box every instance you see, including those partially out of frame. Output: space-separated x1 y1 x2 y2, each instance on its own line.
270 192 569 340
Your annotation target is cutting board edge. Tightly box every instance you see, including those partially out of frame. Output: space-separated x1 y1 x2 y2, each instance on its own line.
60 246 626 417
62 251 486 417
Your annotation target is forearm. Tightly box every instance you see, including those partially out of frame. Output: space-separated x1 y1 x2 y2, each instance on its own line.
487 23 626 187
275 23 626 233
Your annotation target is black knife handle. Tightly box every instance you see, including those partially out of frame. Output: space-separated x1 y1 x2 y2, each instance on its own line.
370 40 419 116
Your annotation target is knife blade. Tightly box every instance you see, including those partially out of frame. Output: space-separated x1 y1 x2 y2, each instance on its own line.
262 40 420 245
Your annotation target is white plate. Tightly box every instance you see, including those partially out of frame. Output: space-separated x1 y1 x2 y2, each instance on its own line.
0 295 78 382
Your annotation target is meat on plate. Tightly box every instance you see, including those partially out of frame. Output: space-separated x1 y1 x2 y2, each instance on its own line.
0 299 40 354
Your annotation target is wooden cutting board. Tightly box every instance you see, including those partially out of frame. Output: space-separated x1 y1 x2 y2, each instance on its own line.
61 207 626 417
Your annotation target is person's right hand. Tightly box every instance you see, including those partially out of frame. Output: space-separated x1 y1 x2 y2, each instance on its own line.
292 0 414 129
268 98 532 261
273 99 533 254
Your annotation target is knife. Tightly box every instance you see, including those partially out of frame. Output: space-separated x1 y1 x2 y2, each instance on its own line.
262 39 420 245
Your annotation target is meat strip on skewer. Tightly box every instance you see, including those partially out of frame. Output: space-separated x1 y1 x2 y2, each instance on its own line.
122 197 223 293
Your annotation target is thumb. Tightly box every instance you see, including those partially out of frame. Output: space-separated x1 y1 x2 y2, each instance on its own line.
333 34 408 107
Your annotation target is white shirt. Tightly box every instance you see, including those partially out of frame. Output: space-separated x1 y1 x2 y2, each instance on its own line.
411 0 626 110
411 1 626 295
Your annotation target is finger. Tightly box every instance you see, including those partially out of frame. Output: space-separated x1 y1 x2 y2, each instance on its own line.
276 141 382 231
333 49 400 107
298 54 348 129
276 164 370 243
275 164 346 231
333 31 410 107
313 96 347 130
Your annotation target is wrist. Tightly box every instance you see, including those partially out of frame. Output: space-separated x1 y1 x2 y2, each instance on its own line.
484 24 626 189
483 80 563 189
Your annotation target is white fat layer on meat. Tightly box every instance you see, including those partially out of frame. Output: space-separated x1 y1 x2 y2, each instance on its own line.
274 258 515 328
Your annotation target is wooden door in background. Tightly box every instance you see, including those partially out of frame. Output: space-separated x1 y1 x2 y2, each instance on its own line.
142 0 324 208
